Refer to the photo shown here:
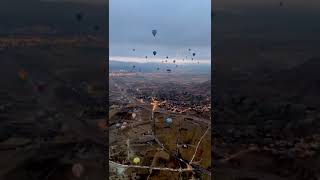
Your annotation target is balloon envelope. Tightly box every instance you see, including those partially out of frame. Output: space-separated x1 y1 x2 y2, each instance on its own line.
153 51 157 56
72 163 84 178
152 30 157 37
165 117 173 124
75 13 83 21
133 157 140 164
94 25 100 31
18 69 27 81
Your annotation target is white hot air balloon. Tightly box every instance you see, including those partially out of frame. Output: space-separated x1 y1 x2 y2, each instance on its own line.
132 113 136 119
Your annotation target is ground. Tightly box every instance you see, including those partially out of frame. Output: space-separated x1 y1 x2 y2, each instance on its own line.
109 73 211 179
0 35 107 180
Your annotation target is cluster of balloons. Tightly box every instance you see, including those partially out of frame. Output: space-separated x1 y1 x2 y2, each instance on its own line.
75 12 101 32
130 29 200 73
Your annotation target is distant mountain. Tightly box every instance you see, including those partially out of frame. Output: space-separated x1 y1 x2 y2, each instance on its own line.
109 60 211 74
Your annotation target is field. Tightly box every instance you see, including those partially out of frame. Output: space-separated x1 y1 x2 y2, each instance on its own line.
109 73 211 179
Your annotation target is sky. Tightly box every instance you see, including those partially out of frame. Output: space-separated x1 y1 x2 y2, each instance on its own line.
41 0 105 4
109 0 211 64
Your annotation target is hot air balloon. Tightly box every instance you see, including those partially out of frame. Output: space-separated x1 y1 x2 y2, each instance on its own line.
133 157 140 164
72 163 84 178
166 56 169 59
173 60 176 63
193 53 196 57
36 82 47 93
132 49 136 51
165 60 167 63
145 56 148 59
93 25 100 31
157 67 160 70
165 117 173 125
18 69 27 81
152 30 157 37
75 13 83 21
153 51 157 56
132 113 136 119
188 48 191 51
166 69 171 73
116 123 121 128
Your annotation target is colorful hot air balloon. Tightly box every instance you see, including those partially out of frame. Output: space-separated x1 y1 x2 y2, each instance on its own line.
35 82 47 93
153 51 157 56
18 69 27 81
133 157 140 164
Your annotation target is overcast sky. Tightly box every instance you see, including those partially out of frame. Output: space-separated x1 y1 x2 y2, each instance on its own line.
110 0 211 64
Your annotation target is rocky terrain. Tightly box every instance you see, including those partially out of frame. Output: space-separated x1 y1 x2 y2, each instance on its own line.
0 37 107 180
214 41 320 179
109 73 211 179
